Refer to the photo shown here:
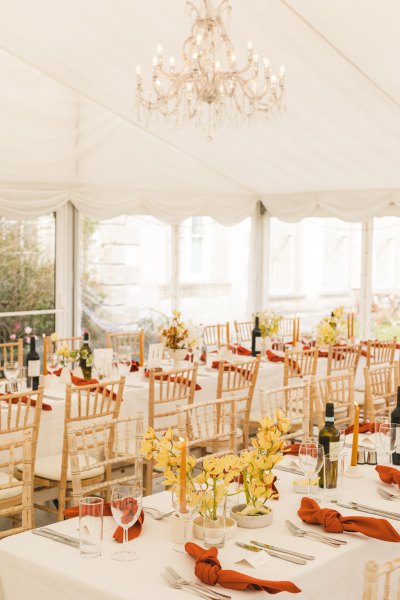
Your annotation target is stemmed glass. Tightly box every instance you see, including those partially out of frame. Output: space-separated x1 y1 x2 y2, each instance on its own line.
111 483 142 561
4 361 19 392
46 353 60 386
378 423 400 465
298 441 324 495
117 346 132 377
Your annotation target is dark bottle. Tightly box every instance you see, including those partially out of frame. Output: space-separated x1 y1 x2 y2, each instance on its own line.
318 402 340 488
26 336 40 391
391 387 400 465
79 332 93 380
251 313 262 357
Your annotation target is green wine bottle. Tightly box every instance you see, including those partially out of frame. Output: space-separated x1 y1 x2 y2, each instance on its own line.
79 332 93 380
318 402 340 489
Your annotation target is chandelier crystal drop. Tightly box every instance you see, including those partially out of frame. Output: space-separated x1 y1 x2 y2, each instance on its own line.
135 0 285 139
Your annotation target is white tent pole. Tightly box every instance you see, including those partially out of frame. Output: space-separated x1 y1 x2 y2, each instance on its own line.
247 201 263 316
359 220 373 340
55 202 75 337
261 211 271 309
171 224 180 311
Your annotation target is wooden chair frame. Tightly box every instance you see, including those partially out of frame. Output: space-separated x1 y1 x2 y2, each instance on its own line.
256 382 311 442
363 362 399 421
283 348 318 386
327 344 362 377
234 321 252 342
278 316 300 343
311 370 355 429
203 323 230 348
105 330 145 366
365 338 397 368
0 430 33 539
67 414 144 504
0 339 23 371
43 335 83 374
362 557 400 599
34 378 124 520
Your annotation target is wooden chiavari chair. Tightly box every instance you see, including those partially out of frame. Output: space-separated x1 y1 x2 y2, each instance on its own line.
0 340 23 371
43 335 82 374
203 323 230 348
177 397 237 459
234 321 252 342
311 370 355 429
365 338 397 368
253 382 311 442
145 365 198 495
215 356 260 448
277 316 300 344
327 344 362 377
283 348 318 386
363 362 399 421
362 557 400 599
105 331 145 366
0 430 33 538
33 378 124 520
67 414 143 504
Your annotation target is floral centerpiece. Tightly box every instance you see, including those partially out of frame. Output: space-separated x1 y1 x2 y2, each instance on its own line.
259 311 282 339
316 305 347 345
51 333 93 370
161 311 198 367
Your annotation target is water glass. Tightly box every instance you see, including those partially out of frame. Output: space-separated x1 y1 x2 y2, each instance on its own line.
79 497 104 558
378 423 400 465
298 442 324 494
4 361 19 390
323 451 346 503
111 484 142 561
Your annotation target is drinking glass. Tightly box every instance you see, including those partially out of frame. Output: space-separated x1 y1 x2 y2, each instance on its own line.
4 361 19 392
170 484 199 553
378 423 400 465
46 353 60 385
298 442 324 494
111 484 142 561
117 346 132 377
79 497 104 558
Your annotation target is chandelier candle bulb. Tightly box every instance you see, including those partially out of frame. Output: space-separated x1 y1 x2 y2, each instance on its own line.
351 403 360 467
157 44 163 56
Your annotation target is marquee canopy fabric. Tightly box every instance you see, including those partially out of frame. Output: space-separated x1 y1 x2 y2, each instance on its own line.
1 0 400 223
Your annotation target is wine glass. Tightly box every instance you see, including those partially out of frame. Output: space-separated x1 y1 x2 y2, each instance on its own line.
4 361 19 392
111 483 142 561
171 483 199 553
298 441 324 494
378 423 400 465
46 352 60 385
117 346 132 377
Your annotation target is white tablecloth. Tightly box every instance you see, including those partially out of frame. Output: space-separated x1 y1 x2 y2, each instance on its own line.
0 452 398 600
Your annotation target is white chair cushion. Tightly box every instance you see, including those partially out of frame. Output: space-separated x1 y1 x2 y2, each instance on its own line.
0 472 22 501
33 453 104 481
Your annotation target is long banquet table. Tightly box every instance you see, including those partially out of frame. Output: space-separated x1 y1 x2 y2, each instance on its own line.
0 448 398 600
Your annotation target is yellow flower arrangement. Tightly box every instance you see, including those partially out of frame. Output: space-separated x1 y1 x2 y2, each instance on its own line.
316 305 347 345
161 310 197 350
258 311 282 338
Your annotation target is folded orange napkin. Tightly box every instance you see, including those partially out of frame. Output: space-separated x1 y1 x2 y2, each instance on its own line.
144 371 201 391
266 350 284 363
376 465 400 488
185 542 300 594
130 360 140 372
0 393 52 411
298 497 400 542
64 501 144 542
227 345 252 356
345 422 376 435
284 444 300 455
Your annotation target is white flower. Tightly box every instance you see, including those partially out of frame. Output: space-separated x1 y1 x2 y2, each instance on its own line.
24 326 32 335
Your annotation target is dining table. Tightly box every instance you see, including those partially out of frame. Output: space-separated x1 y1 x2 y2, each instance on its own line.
0 442 398 600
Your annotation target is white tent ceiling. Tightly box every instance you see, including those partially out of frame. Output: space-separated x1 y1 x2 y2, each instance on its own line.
1 0 400 223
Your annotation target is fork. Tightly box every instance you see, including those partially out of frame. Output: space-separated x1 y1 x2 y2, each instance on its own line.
377 487 400 502
165 567 231 599
163 570 223 600
143 507 175 520
285 520 346 546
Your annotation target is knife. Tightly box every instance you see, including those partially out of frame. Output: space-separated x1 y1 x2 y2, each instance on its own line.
274 465 304 476
235 542 307 565
250 540 315 560
32 528 79 548
337 502 400 521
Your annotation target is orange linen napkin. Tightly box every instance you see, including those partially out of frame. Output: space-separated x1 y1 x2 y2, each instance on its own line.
376 465 400 488
0 393 52 412
185 542 300 594
284 444 300 456
298 497 400 542
64 500 144 542
266 350 284 364
144 371 201 391
227 345 252 356
345 422 376 435
130 360 140 372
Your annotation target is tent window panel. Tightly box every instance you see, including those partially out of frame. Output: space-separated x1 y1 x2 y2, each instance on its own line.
0 213 56 345
80 215 172 349
179 217 251 322
268 219 299 295
371 217 400 340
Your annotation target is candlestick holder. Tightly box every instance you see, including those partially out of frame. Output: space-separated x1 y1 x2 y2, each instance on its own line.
344 464 364 479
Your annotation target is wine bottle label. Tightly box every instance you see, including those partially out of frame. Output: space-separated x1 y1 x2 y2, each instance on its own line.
328 441 340 461
255 337 263 351
28 360 40 377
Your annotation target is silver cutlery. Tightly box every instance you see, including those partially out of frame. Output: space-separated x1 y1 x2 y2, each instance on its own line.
377 487 400 502
274 465 304 476
337 501 400 521
250 539 315 560
285 520 346 547
235 542 306 565
165 567 231 599
163 570 222 600
32 528 79 548
143 507 175 520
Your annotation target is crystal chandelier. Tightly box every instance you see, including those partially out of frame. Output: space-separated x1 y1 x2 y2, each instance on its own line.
135 0 285 139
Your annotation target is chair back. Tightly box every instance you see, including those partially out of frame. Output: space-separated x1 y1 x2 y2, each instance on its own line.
105 331 145 366
327 344 362 377
177 397 237 459
362 558 400 599
0 430 33 538
364 362 399 421
43 336 83 374
283 348 318 386
259 382 311 441
203 323 230 348
215 357 260 447
0 340 23 370
366 339 396 368
278 316 300 343
234 321 252 342
312 370 355 428
67 414 144 503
